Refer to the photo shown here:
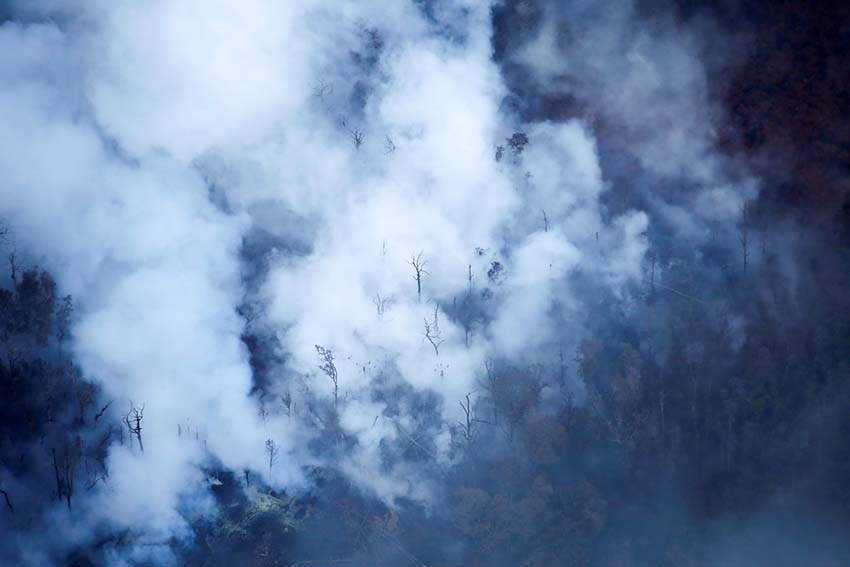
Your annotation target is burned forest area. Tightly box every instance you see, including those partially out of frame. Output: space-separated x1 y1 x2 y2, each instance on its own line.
1 1 850 566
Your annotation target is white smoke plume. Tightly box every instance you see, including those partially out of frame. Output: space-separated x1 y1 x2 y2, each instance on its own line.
0 0 746 560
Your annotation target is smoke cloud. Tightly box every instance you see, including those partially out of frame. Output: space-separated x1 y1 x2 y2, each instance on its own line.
3 1 834 565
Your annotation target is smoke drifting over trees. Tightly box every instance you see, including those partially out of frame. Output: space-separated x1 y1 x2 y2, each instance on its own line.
1 0 849 565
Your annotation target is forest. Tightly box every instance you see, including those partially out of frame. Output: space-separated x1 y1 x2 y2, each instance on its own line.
1 0 849 566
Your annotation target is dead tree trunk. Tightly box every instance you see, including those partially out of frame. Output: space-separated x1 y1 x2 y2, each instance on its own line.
424 306 445 356
265 439 279 477
458 393 476 452
409 252 429 302
315 345 339 411
124 402 145 453
52 446 77 511
0 488 12 513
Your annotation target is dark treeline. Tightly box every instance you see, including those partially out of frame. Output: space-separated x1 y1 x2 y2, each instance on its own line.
0 259 114 562
176 212 850 567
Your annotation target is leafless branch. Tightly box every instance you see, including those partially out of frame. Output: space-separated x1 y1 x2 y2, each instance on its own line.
423 306 445 356
457 393 477 450
312 80 333 100
0 488 13 513
315 345 339 410
265 438 280 477
373 293 394 316
94 400 112 423
123 401 144 453
409 252 429 302
384 135 396 154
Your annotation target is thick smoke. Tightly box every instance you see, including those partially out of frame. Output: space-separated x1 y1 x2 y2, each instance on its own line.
0 0 656 553
2 0 841 565
0 14 284 560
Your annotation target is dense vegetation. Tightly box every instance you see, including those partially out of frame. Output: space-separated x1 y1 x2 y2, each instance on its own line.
171 208 850 567
5 218 848 565
0 263 113 553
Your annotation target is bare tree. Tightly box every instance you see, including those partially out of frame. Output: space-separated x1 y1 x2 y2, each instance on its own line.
542 209 549 232
123 401 145 453
51 448 66 509
51 441 80 511
457 393 477 452
315 345 339 410
85 468 108 491
8 252 17 286
423 306 445 356
341 118 365 150
384 135 397 154
350 128 365 150
312 80 333 101
282 391 293 417
0 487 13 514
409 251 429 302
265 438 279 477
373 293 394 316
